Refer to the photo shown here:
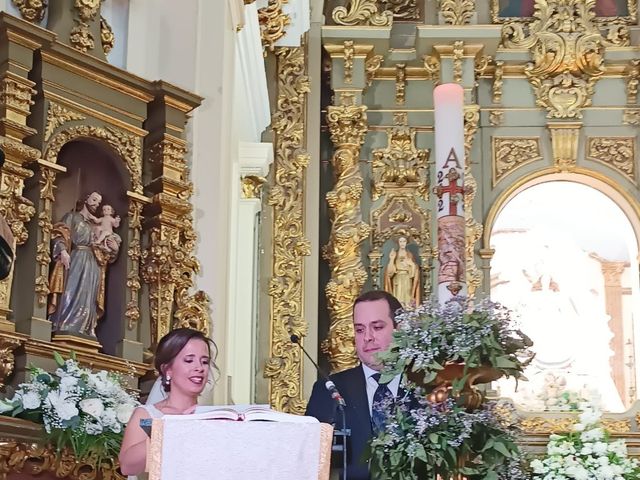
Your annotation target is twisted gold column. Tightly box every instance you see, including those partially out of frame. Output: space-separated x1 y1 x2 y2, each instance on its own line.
323 102 370 372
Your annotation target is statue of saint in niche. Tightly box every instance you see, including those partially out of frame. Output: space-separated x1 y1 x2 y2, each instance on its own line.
48 191 122 337
384 236 420 308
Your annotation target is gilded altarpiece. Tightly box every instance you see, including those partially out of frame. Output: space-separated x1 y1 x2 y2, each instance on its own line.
304 0 640 456
0 6 210 477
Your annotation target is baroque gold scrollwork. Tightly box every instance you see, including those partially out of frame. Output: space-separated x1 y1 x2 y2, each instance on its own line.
463 106 482 297
365 54 383 86
492 137 542 186
125 198 143 330
141 222 210 346
625 60 640 105
264 47 311 414
395 64 406 105
11 0 47 24
44 125 143 194
439 0 475 25
35 167 57 306
100 16 115 56
70 0 101 54
371 126 429 201
332 0 393 27
0 439 125 480
258 0 290 52
381 0 419 20
323 103 370 372
587 136 635 182
502 0 607 119
44 103 86 142
0 333 22 389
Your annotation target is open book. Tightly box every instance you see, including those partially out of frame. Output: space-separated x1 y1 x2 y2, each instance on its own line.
162 404 319 423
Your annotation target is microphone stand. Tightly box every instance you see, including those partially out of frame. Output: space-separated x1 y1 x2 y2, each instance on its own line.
291 335 349 480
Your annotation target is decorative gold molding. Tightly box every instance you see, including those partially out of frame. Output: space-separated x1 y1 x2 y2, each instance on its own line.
365 54 384 86
395 64 406 105
125 197 144 331
343 41 354 84
491 0 637 27
264 47 310 414
69 0 101 54
492 60 504 104
439 0 475 25
323 102 370 372
332 0 393 27
463 106 482 298
492 136 542 186
489 110 503 126
452 40 464 84
241 175 267 199
587 136 635 183
34 165 58 307
371 125 428 201
44 125 143 194
0 333 22 389
381 0 419 20
100 15 115 56
519 415 632 435
0 73 37 126
10 0 47 24
258 0 291 52
502 0 606 119
625 60 640 105
623 109 640 126
44 102 86 142
0 437 125 480
548 122 581 171
423 55 441 84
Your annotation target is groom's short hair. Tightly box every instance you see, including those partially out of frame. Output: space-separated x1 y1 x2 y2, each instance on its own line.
353 290 403 326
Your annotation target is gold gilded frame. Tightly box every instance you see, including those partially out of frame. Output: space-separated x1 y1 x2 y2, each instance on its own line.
490 0 638 24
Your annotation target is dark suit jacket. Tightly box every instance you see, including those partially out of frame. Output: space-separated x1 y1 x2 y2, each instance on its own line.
305 365 373 480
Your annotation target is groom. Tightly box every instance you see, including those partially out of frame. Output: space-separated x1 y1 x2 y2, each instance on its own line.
306 290 403 480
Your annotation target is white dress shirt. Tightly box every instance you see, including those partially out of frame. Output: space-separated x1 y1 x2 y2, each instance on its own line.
361 363 401 415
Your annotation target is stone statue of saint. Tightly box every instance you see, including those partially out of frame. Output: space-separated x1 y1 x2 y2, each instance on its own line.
384 236 420 308
48 191 121 337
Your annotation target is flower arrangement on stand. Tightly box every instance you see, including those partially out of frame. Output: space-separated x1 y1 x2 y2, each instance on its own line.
369 297 535 480
531 403 640 480
0 351 139 465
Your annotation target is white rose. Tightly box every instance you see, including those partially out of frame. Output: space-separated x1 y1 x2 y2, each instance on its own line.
21 391 41 410
85 421 103 435
79 398 104 419
573 422 585 432
592 442 608 456
530 459 546 474
101 408 117 427
60 376 78 389
56 401 79 421
116 403 135 424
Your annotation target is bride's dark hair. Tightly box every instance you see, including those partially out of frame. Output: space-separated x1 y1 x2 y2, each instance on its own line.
154 328 218 392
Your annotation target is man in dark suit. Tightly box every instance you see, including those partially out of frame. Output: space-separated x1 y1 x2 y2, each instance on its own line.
305 290 403 480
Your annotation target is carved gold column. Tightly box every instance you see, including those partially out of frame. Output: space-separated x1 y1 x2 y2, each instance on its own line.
0 16 53 335
142 86 210 350
463 105 482 297
264 47 311 413
323 99 370 372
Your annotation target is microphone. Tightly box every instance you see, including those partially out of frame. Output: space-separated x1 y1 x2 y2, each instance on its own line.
290 334 346 407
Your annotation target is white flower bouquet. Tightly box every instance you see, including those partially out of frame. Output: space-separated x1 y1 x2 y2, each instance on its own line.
531 404 640 480
0 351 138 463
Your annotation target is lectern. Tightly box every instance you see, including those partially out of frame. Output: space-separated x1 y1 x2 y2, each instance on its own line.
146 417 333 480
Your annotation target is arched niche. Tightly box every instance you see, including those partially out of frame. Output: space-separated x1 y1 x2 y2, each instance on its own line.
487 174 640 412
46 138 131 356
